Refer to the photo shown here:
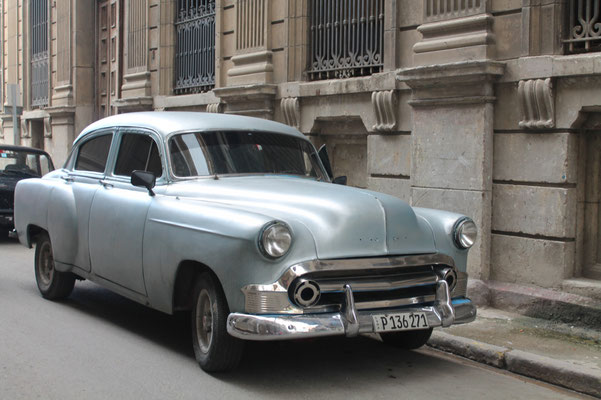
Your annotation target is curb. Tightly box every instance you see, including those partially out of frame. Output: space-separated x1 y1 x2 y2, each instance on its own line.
467 279 601 330
428 331 601 398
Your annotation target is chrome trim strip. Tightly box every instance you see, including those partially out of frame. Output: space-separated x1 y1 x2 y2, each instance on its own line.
317 272 438 293
279 253 455 289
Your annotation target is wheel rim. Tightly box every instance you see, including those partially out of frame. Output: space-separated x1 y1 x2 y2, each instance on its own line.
195 289 214 353
38 241 54 289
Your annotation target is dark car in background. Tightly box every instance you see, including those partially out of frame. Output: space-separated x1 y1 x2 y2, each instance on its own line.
0 145 54 238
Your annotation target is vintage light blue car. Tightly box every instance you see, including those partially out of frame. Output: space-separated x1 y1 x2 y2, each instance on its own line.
14 112 477 372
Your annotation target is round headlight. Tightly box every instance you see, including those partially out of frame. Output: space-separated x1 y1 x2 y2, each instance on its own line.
453 218 478 249
259 222 292 258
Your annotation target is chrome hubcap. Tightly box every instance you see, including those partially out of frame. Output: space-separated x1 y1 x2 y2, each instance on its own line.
38 242 54 288
195 289 213 353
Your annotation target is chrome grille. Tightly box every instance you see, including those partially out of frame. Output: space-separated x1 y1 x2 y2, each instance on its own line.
290 265 453 311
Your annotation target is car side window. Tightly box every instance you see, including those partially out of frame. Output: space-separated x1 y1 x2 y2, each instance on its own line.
114 133 163 178
74 134 113 173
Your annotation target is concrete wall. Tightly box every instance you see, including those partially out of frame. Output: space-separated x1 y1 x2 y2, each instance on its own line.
1 0 601 294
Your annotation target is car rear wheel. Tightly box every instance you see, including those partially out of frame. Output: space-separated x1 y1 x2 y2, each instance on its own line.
34 232 75 300
380 328 433 350
191 272 244 372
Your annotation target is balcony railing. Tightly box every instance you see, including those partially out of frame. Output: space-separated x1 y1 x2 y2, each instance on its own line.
174 0 216 94
424 0 486 23
309 0 384 80
564 0 601 53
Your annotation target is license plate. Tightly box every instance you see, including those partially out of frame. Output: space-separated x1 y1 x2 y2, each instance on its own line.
372 312 429 332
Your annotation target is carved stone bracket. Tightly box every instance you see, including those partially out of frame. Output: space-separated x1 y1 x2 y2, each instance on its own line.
20 119 30 138
281 97 300 129
44 117 52 138
371 90 397 131
518 78 555 129
206 103 223 113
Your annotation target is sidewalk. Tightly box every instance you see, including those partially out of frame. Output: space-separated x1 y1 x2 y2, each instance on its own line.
427 307 601 398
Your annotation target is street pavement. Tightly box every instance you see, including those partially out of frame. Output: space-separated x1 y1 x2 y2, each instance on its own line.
0 238 595 400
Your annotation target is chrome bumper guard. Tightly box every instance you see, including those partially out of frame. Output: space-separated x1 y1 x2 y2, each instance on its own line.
227 280 476 341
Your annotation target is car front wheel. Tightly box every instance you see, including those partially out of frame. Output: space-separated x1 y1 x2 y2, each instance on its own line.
191 272 244 372
34 232 75 300
380 328 434 350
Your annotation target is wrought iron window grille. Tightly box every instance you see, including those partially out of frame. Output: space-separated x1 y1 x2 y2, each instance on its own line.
309 0 384 81
175 0 216 94
564 0 601 54
31 0 49 108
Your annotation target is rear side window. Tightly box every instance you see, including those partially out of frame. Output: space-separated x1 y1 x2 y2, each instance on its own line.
75 134 113 173
114 133 162 177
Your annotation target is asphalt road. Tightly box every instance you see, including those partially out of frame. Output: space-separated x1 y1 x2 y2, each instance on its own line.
0 238 594 400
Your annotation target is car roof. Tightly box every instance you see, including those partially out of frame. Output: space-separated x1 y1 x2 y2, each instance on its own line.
0 144 51 156
75 111 306 144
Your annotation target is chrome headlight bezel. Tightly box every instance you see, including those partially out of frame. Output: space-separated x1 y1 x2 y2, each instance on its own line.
453 217 478 249
258 221 293 259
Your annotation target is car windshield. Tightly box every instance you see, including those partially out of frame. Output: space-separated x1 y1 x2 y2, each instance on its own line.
0 149 53 177
169 131 327 180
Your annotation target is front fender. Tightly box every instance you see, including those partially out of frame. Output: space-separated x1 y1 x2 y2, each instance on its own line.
142 196 318 314
14 178 52 247
413 207 469 272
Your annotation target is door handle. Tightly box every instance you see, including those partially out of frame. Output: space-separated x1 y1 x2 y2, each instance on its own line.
61 175 74 183
100 180 113 188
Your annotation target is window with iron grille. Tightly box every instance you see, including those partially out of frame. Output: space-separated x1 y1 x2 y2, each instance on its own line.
309 0 384 81
30 0 49 107
564 0 601 54
174 0 216 94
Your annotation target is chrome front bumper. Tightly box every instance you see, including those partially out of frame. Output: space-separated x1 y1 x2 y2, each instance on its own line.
227 280 476 341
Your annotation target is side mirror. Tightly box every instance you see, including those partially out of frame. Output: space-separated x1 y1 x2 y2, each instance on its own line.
131 170 156 196
317 144 333 179
332 176 347 185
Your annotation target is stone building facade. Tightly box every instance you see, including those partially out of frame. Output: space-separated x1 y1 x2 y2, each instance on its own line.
1 0 601 299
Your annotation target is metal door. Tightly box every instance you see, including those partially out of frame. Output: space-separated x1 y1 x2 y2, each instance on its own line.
96 0 123 118
88 179 152 295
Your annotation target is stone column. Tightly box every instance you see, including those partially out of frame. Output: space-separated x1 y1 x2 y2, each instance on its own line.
213 0 276 119
52 0 73 107
397 0 504 280
45 1 95 163
115 0 153 112
46 108 75 166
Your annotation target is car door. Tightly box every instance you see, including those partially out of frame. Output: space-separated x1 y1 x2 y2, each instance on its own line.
48 131 115 272
88 129 164 295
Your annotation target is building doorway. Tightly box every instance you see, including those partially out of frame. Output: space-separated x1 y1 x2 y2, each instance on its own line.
578 114 601 280
30 119 44 150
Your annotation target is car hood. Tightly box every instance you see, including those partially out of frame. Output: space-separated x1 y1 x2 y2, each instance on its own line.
166 176 437 259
